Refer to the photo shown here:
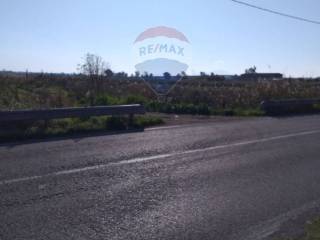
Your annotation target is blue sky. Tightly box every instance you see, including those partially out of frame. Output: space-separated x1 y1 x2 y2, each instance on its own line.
0 0 319 77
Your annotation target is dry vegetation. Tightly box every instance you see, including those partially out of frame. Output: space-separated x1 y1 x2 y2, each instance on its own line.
1 73 319 114
1 72 320 140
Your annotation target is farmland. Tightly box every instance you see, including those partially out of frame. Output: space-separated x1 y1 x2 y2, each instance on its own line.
1 72 320 114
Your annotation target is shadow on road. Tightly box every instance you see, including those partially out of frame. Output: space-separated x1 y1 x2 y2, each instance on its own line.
0 128 144 148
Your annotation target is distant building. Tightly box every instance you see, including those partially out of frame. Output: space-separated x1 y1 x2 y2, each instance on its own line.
240 73 283 81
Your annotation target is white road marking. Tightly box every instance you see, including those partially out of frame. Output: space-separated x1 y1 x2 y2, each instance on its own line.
1 129 320 186
146 125 184 131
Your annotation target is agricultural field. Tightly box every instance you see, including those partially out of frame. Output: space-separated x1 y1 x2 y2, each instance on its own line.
1 72 320 115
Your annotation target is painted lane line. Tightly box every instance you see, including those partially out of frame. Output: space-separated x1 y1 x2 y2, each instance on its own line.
1 129 320 186
146 125 183 131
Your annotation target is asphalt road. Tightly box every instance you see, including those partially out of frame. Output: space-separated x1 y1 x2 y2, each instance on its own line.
1 115 320 240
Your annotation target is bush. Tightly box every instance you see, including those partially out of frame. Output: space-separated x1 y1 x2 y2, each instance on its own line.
125 95 148 105
133 116 164 128
94 95 121 106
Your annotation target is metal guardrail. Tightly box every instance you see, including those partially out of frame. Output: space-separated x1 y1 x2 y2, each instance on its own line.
261 99 320 116
0 104 146 122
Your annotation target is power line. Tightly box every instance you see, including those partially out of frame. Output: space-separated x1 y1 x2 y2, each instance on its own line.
230 0 320 25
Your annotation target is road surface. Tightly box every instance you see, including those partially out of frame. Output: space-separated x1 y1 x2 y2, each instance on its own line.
1 115 320 240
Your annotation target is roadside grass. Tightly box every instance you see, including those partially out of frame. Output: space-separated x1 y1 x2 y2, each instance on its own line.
313 103 320 111
145 100 265 117
305 218 320 240
0 115 164 142
276 218 320 240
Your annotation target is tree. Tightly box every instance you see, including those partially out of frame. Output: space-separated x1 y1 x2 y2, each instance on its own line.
78 53 108 105
135 71 140 77
104 69 114 78
200 72 207 77
115 72 128 78
245 66 257 74
142 72 149 78
79 53 107 76
163 72 171 80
